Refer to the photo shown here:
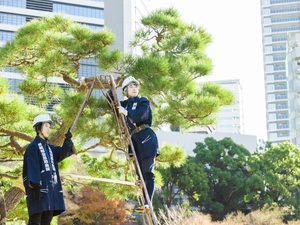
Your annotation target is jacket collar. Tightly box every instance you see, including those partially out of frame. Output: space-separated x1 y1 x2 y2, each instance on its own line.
128 96 139 102
35 135 48 145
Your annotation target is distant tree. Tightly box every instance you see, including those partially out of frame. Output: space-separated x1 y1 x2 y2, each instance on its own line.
193 137 263 220
157 164 184 208
157 157 209 208
257 142 300 219
157 138 300 222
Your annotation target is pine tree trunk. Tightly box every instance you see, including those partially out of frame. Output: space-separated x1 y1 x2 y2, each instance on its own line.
0 176 25 222
0 189 6 225
4 186 25 216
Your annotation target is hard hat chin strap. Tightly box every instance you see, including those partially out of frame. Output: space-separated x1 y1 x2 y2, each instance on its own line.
36 123 47 140
38 130 47 140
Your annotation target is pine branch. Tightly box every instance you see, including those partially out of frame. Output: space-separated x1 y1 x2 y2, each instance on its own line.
0 173 18 179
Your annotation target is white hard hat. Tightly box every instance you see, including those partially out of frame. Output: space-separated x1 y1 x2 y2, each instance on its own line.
33 114 53 128
122 76 139 91
122 76 140 96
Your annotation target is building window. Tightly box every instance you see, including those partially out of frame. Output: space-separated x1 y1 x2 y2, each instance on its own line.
26 0 52 12
277 113 288 119
53 3 104 19
274 74 286 80
274 83 287 90
0 0 26 8
0 31 15 42
7 78 22 93
271 6 300 14
274 64 286 71
78 65 101 78
273 56 286 61
270 0 300 4
272 36 288 42
170 125 180 132
277 122 289 129
272 25 300 33
275 93 287 100
272 15 300 23
0 13 26 25
273 45 286 52
276 103 288 109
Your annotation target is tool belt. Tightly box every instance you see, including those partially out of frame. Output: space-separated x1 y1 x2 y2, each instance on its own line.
130 124 150 136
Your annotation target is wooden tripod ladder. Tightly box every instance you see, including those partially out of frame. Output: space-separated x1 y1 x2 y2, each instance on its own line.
104 75 159 225
71 75 159 225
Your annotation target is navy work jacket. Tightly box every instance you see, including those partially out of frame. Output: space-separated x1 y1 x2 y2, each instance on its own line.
22 136 75 216
121 96 159 161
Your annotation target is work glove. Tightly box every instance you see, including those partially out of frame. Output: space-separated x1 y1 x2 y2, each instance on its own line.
33 186 40 200
106 89 114 101
118 106 128 116
30 182 40 200
65 128 73 140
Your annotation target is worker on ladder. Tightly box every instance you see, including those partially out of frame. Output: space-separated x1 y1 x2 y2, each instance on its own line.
118 76 160 212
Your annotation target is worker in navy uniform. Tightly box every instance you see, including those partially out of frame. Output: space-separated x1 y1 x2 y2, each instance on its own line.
23 114 76 225
118 76 160 212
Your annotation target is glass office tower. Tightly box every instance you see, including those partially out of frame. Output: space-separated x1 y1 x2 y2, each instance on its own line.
260 0 300 145
0 0 105 101
0 0 105 73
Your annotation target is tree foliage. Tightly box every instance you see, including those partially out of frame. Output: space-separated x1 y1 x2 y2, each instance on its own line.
0 8 234 221
126 8 234 129
190 137 260 220
257 142 300 219
157 157 209 208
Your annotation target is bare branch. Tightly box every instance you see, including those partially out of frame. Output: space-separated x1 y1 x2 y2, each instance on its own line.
0 158 22 162
0 129 33 142
61 74 124 91
0 173 18 179
78 142 104 154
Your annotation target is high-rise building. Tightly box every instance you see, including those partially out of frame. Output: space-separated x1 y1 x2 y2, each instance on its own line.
260 0 300 145
287 33 300 146
213 79 244 134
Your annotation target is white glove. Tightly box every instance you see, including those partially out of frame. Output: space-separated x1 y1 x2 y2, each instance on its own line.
118 106 128 116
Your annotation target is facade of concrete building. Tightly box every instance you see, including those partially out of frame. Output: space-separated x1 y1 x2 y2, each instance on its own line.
157 130 257 155
88 130 258 157
104 0 151 53
260 0 300 145
287 33 300 147
213 79 244 134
